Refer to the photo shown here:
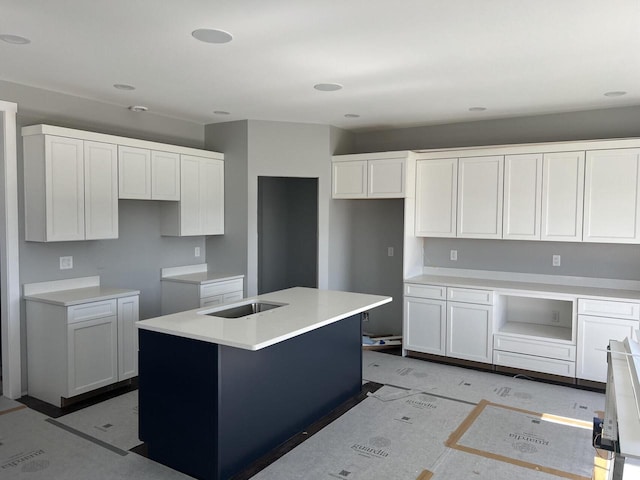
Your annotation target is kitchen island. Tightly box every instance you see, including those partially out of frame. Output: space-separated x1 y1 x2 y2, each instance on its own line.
136 287 391 480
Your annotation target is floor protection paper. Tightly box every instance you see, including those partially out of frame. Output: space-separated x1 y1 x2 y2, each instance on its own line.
0 396 25 415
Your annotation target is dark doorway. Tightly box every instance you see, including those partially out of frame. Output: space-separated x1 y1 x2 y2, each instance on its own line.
258 177 318 294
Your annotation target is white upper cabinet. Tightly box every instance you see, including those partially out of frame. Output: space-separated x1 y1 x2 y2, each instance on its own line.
23 134 118 242
457 156 504 239
503 154 542 240
151 150 180 201
118 146 151 199
415 158 458 237
583 148 640 243
541 151 585 242
331 152 412 199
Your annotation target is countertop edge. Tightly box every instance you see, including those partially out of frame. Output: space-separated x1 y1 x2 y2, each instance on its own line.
24 288 141 307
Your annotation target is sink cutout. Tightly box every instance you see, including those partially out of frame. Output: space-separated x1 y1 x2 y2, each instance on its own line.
205 302 286 319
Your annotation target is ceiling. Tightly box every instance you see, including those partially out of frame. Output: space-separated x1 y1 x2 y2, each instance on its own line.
1 0 639 131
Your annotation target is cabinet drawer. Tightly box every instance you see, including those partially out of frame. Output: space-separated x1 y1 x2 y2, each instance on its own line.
201 295 223 308
494 335 576 361
68 299 117 324
404 283 446 300
447 287 493 305
578 298 640 320
200 279 243 298
493 350 575 377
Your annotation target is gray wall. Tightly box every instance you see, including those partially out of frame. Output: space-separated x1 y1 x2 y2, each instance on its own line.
1 82 208 388
353 106 640 281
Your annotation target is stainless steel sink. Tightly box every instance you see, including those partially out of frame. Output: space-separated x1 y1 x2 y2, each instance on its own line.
205 302 286 318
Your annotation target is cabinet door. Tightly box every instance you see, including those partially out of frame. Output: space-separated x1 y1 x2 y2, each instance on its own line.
368 158 405 198
179 155 202 235
84 141 118 240
541 152 584 241
117 296 139 381
151 150 180 201
415 159 457 237
332 161 367 198
404 297 446 355
200 158 225 235
577 315 638 382
457 156 504 239
45 135 85 241
67 316 118 397
118 146 151 199
446 302 493 363
583 148 640 243
503 154 542 240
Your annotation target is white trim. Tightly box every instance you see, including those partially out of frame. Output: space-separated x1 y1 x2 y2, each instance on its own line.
332 150 413 162
420 267 640 291
23 276 100 296
0 101 21 399
22 124 224 160
161 264 208 278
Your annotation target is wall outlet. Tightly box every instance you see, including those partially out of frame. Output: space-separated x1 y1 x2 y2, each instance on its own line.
387 247 394 257
552 311 560 323
450 249 458 261
362 312 369 322
59 256 73 270
195 246 201 257
552 254 561 267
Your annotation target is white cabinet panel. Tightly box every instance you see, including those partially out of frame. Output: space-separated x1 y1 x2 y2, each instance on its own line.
446 302 493 363
332 161 367 198
118 146 151 199
179 155 201 235
200 157 225 235
447 287 493 305
162 277 244 315
118 296 139 381
404 297 446 355
415 159 457 237
493 350 576 377
578 298 640 320
84 141 118 240
503 154 542 240
151 150 180 201
583 148 640 243
368 158 405 197
404 283 447 300
457 156 503 239
541 152 584 241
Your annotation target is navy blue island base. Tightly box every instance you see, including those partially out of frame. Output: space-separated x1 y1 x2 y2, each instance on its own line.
138 313 363 480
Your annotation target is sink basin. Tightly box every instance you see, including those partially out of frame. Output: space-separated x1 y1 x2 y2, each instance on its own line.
205 302 286 319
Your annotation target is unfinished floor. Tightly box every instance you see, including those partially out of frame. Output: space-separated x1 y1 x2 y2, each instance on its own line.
1 351 606 479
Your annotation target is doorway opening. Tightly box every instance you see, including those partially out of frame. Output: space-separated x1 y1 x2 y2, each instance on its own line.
258 177 318 295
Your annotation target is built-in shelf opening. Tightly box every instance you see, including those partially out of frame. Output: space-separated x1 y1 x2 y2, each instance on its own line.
495 294 576 343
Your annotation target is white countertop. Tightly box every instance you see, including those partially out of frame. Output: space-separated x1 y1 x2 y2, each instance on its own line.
161 272 244 285
136 287 392 351
24 286 140 306
406 274 640 301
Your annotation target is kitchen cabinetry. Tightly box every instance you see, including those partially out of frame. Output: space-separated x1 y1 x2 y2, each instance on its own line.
503 154 542 240
161 155 225 236
118 147 180 201
577 298 640 382
23 134 118 241
415 159 458 237
24 278 139 407
403 284 447 355
583 148 640 243
332 152 413 199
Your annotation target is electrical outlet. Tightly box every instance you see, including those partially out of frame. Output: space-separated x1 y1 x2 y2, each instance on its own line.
387 247 394 257
552 311 560 323
450 250 458 261
552 254 561 267
59 256 73 270
195 246 201 257
362 312 369 322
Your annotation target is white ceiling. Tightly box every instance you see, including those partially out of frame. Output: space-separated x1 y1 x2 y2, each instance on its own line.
1 0 639 131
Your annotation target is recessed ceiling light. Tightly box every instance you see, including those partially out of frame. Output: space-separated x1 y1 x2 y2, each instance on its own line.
113 83 136 91
604 91 627 97
0 34 31 45
128 105 148 112
192 28 233 44
314 83 343 92
344 113 360 118
213 110 230 115
468 106 487 112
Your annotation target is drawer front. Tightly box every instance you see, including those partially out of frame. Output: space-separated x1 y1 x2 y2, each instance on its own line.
68 299 117 324
493 350 576 377
447 287 493 305
200 279 244 298
578 298 640 320
223 291 243 303
404 283 446 300
200 294 223 308
494 335 576 361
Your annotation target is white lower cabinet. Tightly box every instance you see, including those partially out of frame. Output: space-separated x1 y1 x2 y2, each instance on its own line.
404 297 446 355
447 302 493 363
161 276 244 315
27 295 139 407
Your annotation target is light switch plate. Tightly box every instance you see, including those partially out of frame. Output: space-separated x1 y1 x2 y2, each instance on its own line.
195 246 201 257
59 256 73 270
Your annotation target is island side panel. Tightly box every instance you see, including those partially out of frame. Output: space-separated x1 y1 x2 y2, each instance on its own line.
216 313 363 479
138 329 219 480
